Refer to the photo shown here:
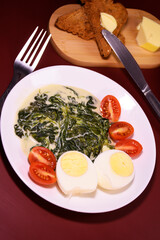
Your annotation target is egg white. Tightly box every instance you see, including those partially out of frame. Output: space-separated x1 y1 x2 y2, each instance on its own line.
56 151 98 196
94 150 135 190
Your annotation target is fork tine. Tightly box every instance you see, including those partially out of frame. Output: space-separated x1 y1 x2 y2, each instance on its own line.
23 29 44 62
16 26 39 60
27 30 47 66
31 33 51 70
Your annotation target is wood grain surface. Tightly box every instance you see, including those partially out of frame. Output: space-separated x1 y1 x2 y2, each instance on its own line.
49 4 160 68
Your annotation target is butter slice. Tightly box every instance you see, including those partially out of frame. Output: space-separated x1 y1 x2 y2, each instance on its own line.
100 12 117 33
136 16 160 52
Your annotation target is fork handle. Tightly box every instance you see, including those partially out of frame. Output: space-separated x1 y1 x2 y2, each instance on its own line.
0 66 31 114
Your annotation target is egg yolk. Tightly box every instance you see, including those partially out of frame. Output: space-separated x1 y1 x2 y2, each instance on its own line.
110 152 134 177
60 151 88 177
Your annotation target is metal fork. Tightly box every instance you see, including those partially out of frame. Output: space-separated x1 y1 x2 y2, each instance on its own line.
0 26 51 113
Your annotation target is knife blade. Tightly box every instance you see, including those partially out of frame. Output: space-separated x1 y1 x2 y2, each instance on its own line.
102 29 160 120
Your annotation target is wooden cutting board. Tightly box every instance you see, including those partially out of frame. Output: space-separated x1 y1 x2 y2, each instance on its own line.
49 4 160 68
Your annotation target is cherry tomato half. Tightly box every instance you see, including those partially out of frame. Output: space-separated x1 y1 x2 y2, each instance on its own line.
28 146 56 169
100 95 121 122
29 162 56 186
115 139 143 158
109 121 134 141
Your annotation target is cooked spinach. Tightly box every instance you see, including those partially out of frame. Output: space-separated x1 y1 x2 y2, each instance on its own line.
14 87 112 160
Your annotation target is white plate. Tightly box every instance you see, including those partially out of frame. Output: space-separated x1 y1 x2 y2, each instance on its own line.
1 65 156 213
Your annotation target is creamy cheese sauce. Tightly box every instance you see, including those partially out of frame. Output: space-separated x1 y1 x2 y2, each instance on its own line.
16 84 101 156
19 84 100 110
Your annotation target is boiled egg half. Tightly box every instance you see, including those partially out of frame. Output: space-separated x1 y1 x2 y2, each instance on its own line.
94 150 135 190
56 151 98 196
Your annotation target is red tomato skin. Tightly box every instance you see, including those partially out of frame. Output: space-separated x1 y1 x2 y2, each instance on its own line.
100 95 121 122
109 121 134 141
28 146 56 169
115 139 143 158
29 162 56 186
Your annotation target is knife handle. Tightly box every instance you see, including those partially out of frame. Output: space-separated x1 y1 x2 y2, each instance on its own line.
145 89 160 120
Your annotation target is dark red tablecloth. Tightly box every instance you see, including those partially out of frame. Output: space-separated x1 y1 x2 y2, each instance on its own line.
0 1 160 239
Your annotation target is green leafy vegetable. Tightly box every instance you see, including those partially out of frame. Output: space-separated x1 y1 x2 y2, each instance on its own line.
14 87 112 160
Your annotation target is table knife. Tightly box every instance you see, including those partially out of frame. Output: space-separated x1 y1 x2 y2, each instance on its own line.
102 29 160 120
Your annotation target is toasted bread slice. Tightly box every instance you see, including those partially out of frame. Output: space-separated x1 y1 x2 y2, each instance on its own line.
84 1 128 58
55 7 94 40
55 0 128 58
